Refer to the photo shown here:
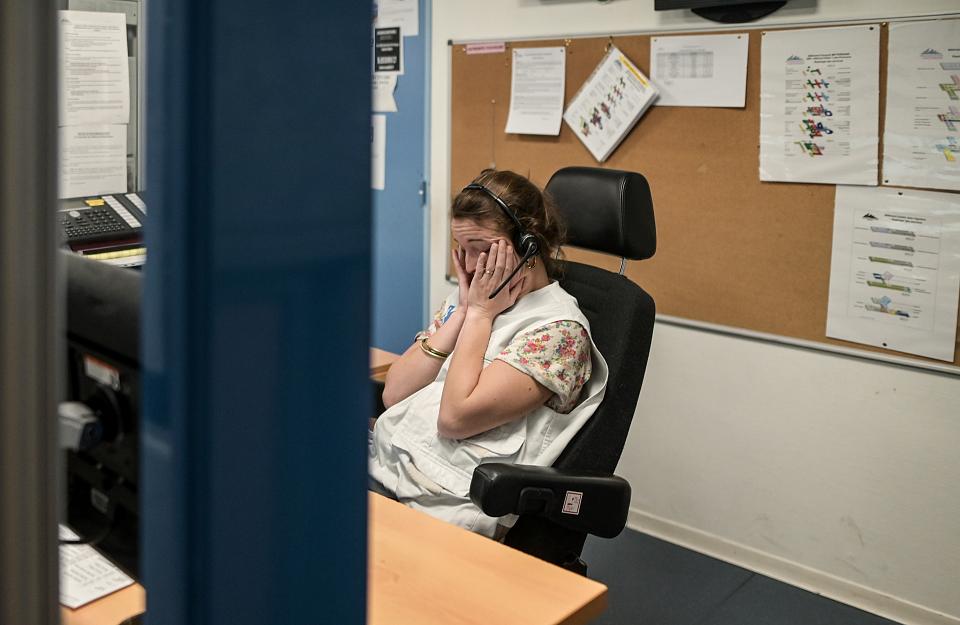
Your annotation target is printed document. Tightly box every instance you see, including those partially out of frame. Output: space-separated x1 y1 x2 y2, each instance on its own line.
59 124 127 199
505 47 566 136
373 74 398 113
650 33 748 107
59 525 134 609
563 46 658 162
375 0 418 37
759 25 880 185
883 19 960 192
58 10 130 127
826 186 960 362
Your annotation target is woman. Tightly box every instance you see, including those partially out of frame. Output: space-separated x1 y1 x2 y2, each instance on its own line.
369 169 608 537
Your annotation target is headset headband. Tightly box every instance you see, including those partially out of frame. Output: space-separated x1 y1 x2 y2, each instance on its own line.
462 182 525 235
461 180 540 299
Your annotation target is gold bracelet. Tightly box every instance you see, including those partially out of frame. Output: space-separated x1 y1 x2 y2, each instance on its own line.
419 337 451 360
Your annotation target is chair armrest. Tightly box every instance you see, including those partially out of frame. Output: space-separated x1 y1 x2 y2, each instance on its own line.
470 464 631 539
371 378 386 417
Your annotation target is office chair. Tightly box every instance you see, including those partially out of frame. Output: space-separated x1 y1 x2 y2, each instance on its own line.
469 166 657 575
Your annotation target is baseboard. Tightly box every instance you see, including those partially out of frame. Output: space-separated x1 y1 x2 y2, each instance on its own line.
626 509 959 625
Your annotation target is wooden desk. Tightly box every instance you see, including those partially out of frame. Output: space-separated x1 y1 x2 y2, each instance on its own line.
369 493 607 625
64 349 606 625
61 583 145 625
370 346 401 381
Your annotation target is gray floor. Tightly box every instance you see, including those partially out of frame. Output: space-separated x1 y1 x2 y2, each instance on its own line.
581 529 903 625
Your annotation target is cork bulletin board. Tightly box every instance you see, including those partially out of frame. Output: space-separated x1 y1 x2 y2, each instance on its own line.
449 22 960 371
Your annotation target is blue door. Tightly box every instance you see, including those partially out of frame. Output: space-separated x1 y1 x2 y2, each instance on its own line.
372 0 430 354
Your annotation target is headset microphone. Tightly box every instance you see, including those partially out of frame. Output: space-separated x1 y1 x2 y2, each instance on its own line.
462 182 540 299
488 239 538 299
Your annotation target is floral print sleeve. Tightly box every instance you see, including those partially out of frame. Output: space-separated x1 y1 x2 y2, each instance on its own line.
414 292 459 342
495 321 592 414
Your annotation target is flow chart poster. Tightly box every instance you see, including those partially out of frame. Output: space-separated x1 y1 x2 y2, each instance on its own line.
759 25 880 185
827 186 960 361
883 19 960 192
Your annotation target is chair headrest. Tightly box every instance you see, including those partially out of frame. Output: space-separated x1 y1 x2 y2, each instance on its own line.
545 167 656 260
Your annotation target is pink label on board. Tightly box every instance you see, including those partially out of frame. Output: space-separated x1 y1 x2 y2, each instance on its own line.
465 42 506 55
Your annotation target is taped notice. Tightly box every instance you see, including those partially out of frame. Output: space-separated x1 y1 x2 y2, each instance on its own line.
466 42 506 55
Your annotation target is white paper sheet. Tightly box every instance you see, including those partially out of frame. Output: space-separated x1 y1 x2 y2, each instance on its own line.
650 33 748 107
59 124 127 199
58 10 129 127
562 46 659 163
759 25 880 185
826 186 960 362
505 47 566 136
373 74 398 113
59 525 134 609
883 19 960 192
375 0 418 37
372 114 386 190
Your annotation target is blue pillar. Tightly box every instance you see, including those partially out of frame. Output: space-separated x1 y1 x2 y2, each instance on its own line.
143 3 370 624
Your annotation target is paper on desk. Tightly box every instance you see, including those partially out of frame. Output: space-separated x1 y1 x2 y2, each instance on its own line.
59 124 127 199
59 525 134 609
650 33 748 107
826 186 960 361
505 47 566 136
58 10 130 127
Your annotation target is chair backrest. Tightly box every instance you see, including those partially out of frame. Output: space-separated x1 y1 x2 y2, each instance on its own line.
500 167 656 568
545 167 657 475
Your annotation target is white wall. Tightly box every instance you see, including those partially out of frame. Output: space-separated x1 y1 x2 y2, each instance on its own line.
430 2 960 624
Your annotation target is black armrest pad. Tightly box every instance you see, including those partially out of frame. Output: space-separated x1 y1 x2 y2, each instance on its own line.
371 379 386 417
470 464 631 539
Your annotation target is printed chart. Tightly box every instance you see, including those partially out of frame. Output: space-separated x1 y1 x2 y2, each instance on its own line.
563 46 658 162
883 19 960 191
760 25 880 185
827 186 960 361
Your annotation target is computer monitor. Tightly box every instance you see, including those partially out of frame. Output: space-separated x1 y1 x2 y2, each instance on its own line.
62 250 141 576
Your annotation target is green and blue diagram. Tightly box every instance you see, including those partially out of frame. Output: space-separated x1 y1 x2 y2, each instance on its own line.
795 141 824 156
801 118 833 138
867 271 912 293
940 74 960 100
865 295 911 318
805 105 832 117
938 105 960 132
791 59 839 157
868 255 913 267
935 136 958 162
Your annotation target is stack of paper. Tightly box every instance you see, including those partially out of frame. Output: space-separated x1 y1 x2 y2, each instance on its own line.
563 46 659 163
59 525 134 609
58 10 130 199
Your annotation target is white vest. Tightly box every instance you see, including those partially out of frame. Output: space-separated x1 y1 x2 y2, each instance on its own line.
368 282 608 536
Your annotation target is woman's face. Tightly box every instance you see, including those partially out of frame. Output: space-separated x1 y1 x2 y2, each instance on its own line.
451 218 513 280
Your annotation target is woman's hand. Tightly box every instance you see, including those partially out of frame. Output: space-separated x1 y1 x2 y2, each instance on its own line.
451 246 471 310
466 240 525 320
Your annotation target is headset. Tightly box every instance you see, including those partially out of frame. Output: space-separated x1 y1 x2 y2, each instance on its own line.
462 181 540 299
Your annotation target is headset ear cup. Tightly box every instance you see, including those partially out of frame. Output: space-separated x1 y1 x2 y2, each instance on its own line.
517 233 538 257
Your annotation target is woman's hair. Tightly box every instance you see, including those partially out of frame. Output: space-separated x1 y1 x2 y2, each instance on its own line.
451 169 566 278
